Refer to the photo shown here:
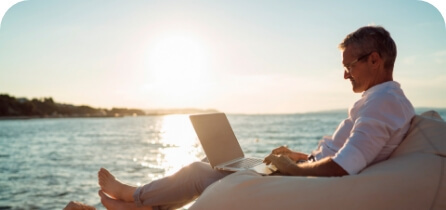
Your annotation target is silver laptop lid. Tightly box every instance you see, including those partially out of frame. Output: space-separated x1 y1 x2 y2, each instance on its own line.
189 113 244 168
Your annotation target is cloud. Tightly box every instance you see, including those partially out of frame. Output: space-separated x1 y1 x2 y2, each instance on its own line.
400 50 446 65
401 55 417 65
434 50 446 64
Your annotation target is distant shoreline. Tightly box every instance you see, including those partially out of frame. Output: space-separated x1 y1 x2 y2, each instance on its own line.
1 107 444 120
1 94 445 119
0 111 216 120
0 115 120 120
0 94 218 119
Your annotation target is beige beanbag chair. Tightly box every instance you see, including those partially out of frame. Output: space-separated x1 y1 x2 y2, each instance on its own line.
190 111 446 210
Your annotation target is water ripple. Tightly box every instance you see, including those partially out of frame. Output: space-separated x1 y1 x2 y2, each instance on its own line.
0 113 356 209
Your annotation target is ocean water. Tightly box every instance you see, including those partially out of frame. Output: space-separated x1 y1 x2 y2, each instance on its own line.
0 109 445 209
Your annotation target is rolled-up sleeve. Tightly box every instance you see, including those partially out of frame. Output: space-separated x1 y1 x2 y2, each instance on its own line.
333 116 391 175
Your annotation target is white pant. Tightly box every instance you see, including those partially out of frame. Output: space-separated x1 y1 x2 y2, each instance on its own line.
133 161 231 210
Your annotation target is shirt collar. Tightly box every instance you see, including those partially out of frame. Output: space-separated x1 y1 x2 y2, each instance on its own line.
362 81 400 97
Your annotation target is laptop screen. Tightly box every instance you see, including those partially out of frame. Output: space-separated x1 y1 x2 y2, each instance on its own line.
190 113 244 167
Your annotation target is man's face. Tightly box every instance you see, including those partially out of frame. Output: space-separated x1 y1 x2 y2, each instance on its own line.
342 46 375 93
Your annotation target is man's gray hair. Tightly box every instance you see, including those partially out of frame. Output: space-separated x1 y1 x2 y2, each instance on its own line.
339 26 397 71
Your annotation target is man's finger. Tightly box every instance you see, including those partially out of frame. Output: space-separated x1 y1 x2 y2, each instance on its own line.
263 154 272 164
272 145 289 155
263 154 278 164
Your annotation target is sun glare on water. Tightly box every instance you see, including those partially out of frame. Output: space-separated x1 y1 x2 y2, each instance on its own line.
145 32 212 107
156 115 204 176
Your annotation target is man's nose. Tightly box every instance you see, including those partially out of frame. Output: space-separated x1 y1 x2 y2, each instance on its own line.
344 70 350 79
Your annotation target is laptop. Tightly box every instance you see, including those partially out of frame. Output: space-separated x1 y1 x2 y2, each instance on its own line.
189 112 277 175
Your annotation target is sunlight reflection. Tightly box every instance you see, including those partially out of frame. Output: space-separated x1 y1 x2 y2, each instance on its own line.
157 115 204 176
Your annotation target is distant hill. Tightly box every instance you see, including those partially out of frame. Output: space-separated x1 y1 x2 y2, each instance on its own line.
0 94 217 118
0 94 146 118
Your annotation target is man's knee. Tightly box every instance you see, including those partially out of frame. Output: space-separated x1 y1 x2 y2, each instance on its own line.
182 161 211 175
171 162 207 177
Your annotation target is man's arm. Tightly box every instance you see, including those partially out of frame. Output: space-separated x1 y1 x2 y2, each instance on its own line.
264 154 348 177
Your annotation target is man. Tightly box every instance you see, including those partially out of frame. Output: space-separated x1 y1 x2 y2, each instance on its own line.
97 25 415 210
264 25 415 176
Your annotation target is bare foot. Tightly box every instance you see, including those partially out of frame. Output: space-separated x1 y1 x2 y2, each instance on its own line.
98 190 152 210
64 201 96 210
98 168 137 202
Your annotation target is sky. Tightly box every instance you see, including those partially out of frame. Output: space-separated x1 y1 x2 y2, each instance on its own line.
0 0 445 114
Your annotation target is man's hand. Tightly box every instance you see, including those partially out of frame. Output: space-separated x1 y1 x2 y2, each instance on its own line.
263 154 299 175
271 145 292 155
270 146 308 162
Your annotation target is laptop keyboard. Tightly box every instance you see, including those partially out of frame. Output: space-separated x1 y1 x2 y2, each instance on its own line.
226 158 263 169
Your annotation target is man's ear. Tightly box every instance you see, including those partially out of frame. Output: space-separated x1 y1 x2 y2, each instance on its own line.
369 52 381 67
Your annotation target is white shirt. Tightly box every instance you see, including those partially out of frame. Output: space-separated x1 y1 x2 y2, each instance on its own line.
311 81 415 175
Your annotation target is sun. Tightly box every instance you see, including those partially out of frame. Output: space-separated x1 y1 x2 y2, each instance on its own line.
145 32 211 107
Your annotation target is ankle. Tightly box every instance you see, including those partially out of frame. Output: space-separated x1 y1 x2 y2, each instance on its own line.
121 185 137 202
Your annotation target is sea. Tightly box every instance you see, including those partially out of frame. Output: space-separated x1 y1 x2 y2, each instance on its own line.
1 108 445 210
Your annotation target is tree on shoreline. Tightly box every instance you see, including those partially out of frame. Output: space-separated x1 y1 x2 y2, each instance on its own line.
0 94 145 117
